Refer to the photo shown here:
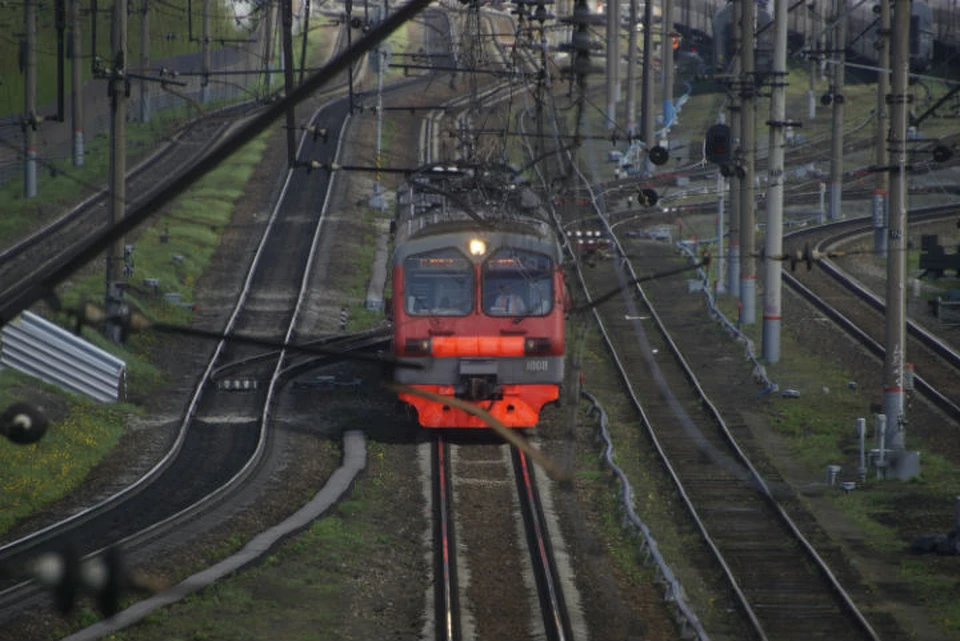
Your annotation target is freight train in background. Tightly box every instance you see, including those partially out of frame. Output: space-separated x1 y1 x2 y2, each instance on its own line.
600 0 958 77
388 164 566 429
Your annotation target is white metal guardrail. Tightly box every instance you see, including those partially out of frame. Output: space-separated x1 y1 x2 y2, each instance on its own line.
1 311 126 402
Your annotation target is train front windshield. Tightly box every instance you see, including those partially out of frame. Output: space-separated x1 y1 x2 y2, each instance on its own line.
404 248 474 315
482 249 554 316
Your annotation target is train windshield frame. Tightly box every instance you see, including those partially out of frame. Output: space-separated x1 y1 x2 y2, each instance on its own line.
404 248 475 316
482 248 554 317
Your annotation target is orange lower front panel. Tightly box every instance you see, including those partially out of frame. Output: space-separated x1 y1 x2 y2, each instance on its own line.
399 384 559 428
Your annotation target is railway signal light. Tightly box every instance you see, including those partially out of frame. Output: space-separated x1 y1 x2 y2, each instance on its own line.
932 145 953 163
704 124 731 165
637 188 659 207
648 145 669 166
1 402 49 444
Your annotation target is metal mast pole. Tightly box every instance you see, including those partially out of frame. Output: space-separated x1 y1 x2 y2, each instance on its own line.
828 0 845 220
640 0 655 172
263 0 275 94
807 3 817 119
883 0 910 451
24 0 37 198
370 0 385 210
873 0 891 255
281 0 296 167
201 0 210 102
71 0 84 164
625 0 638 136
727 0 742 296
661 0 674 132
140 0 150 122
106 0 128 343
716 112 726 294
346 0 355 112
605 0 619 128
739 0 756 324
763 0 788 361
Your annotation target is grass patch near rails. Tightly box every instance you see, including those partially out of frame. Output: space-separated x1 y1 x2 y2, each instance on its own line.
697 274 960 636
565 324 747 635
0 369 133 535
104 441 404 641
0 131 269 538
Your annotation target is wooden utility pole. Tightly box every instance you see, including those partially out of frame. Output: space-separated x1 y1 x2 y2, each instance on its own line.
281 0 296 166
739 0 756 323
140 0 150 121
873 0 891 255
106 0 128 343
71 0 84 164
24 0 38 198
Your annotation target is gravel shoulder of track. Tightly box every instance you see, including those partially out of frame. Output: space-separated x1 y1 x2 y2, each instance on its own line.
619 234 954 641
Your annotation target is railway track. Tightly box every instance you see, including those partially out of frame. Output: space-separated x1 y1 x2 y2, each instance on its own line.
783 208 960 420
430 434 575 641
574 236 888 641
0 96 356 622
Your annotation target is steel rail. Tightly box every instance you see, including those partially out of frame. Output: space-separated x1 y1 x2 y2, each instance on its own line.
432 435 461 641
512 447 572 641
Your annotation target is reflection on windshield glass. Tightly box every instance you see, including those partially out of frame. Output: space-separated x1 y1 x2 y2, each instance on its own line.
483 249 553 317
404 248 474 315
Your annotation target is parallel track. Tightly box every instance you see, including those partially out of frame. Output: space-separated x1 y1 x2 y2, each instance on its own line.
783 208 960 420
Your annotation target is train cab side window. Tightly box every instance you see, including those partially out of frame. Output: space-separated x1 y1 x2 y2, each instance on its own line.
404 248 474 316
482 249 554 317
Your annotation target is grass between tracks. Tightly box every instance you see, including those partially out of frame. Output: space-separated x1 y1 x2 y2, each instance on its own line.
644 242 960 636
94 441 404 641
562 322 745 636
0 27 348 531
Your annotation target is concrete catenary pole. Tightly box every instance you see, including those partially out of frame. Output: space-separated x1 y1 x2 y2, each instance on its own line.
281 0 296 167
140 0 150 122
807 2 818 120
661 0 674 131
873 0 891 255
828 0 845 220
739 0 756 324
716 112 726 295
106 0 128 343
24 0 38 198
763 0 788 361
727 0 742 296
640 0 655 172
625 0 639 136
201 0 211 103
71 0 84 165
605 0 619 129
883 0 910 449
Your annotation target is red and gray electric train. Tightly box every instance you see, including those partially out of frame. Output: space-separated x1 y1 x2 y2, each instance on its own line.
390 220 566 428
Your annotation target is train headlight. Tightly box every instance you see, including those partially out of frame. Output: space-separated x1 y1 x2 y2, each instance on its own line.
469 239 486 256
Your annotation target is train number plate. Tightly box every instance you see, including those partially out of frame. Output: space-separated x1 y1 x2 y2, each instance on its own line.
526 359 549 372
